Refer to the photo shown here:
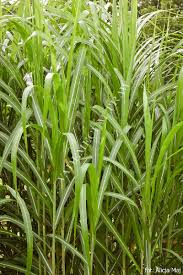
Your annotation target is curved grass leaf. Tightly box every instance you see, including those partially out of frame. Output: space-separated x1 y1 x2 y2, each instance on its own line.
6 186 33 275
48 235 87 265
0 262 36 275
101 211 140 273
104 192 138 209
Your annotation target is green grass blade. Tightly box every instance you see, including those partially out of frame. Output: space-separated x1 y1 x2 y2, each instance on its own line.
6 186 33 275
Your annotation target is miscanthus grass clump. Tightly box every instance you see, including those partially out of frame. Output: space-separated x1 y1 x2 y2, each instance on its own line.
0 0 183 274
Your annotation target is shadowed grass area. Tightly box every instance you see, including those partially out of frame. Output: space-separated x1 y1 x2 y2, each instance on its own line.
0 0 183 274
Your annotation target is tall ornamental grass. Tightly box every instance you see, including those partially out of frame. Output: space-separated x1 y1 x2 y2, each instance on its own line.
0 0 183 274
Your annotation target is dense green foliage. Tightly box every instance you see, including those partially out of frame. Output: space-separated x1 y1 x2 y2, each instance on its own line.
139 0 183 32
0 0 183 274
140 0 183 10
